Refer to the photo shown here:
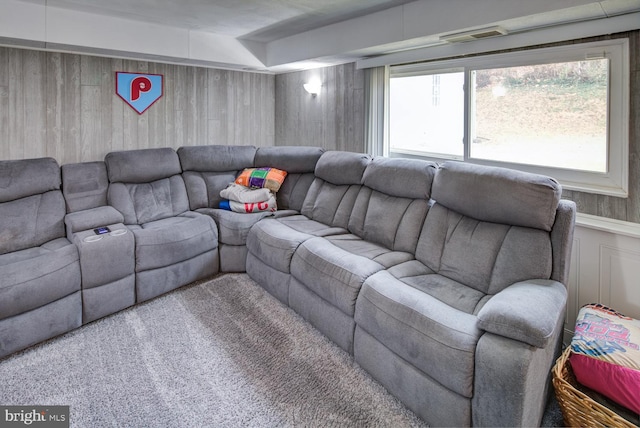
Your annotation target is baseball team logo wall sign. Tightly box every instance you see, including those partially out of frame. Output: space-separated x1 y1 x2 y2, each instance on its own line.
116 72 163 114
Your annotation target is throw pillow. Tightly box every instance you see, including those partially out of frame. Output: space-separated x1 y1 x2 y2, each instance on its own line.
569 303 640 414
235 167 287 192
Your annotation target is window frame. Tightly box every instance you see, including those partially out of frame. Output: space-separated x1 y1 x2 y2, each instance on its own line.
385 39 630 197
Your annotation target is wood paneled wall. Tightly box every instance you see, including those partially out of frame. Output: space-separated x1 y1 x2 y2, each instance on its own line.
1 40 637 223
275 63 365 152
0 47 275 166
559 31 639 224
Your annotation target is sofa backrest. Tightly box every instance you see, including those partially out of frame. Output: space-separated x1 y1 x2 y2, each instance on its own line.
349 157 436 253
61 161 109 213
178 145 257 210
301 151 371 229
416 161 572 295
0 157 66 254
254 146 324 211
105 148 189 225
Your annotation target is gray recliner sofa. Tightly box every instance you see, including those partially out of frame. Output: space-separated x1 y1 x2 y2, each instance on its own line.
245 153 574 426
104 148 219 302
246 151 372 305
352 161 574 426
178 145 323 273
0 146 576 427
0 158 82 357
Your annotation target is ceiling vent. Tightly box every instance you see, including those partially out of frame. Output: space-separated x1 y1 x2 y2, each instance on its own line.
439 26 508 43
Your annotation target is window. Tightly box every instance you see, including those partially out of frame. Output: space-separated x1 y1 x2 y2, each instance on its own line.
389 71 464 158
386 39 629 197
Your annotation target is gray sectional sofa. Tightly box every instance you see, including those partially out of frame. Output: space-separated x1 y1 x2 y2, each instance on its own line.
0 145 576 427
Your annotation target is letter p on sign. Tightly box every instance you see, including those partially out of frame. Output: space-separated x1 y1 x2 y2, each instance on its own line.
131 76 152 101
116 72 163 114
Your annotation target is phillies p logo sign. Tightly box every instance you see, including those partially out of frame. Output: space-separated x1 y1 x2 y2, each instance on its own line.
116 72 163 114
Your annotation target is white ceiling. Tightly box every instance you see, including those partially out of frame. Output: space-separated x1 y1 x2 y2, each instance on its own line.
42 0 418 42
1 0 640 72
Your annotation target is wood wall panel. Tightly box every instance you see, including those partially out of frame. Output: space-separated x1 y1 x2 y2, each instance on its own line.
551 31 640 223
2 39 637 223
0 49 7 161
275 63 365 153
0 47 275 166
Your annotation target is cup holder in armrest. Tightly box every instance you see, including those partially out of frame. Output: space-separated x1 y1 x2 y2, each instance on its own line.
83 235 103 243
109 229 127 237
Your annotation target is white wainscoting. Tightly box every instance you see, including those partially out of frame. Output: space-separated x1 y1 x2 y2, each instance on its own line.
563 213 640 344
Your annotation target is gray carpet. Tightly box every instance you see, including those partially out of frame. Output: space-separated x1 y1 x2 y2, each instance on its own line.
0 274 427 427
1 273 565 427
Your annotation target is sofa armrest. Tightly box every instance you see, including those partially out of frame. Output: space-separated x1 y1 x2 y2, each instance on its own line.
477 279 567 348
65 206 125 235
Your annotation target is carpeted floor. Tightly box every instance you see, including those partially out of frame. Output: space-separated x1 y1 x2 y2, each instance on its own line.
1 274 428 427
0 274 565 427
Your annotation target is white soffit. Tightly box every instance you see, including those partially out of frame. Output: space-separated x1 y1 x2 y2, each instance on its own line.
263 0 611 66
356 10 640 69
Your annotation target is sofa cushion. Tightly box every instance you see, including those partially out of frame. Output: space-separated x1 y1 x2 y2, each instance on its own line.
0 291 82 359
301 181 362 229
178 145 257 210
177 145 256 172
0 191 67 255
0 158 66 254
245 213 349 278
362 157 436 199
108 176 190 225
276 173 316 212
200 208 273 246
432 161 561 231
274 215 346 237
385 260 491 315
0 238 80 320
355 270 483 398
290 237 385 317
131 212 218 272
183 171 238 210
341 157 434 254
416 204 553 295
348 187 429 253
325 234 414 268
254 146 324 173
246 218 314 274
254 146 324 211
61 161 109 212
296 151 370 228
0 157 60 203
106 148 182 184
314 151 371 185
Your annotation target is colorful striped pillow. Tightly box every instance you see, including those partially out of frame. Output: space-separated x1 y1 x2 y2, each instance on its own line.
235 167 287 192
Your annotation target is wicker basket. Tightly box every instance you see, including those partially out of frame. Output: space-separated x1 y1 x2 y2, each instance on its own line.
552 347 638 428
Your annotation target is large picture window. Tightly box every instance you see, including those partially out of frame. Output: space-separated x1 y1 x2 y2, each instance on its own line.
386 39 629 196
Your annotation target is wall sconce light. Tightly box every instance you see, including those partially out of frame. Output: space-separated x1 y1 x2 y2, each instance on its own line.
303 79 322 97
